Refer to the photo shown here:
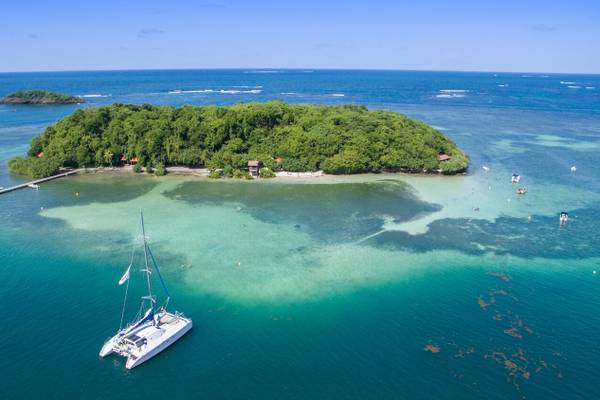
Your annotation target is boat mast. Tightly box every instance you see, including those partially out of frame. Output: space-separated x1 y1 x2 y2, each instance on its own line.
140 210 154 310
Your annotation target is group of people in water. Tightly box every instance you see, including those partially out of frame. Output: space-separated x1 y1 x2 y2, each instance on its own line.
506 167 574 225
511 173 528 196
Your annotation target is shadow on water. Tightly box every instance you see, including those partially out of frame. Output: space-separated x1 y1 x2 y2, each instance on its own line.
163 179 441 243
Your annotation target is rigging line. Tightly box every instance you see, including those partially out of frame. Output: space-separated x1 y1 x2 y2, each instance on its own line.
140 209 154 310
134 301 144 323
146 244 173 310
119 276 130 330
119 212 141 329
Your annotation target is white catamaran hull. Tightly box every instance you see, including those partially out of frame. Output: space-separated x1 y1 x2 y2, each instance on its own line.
100 312 192 369
126 319 192 369
99 336 118 358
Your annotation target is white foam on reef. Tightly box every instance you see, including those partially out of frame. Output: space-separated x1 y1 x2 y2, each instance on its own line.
436 94 466 98
169 89 261 94
169 89 214 94
81 94 109 98
332 93 345 97
436 89 467 99
567 85 581 89
585 86 596 90
219 89 262 94
498 84 509 88
280 92 297 95
560 81 576 85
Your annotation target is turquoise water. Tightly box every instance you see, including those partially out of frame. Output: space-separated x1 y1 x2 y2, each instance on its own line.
1 70 599 399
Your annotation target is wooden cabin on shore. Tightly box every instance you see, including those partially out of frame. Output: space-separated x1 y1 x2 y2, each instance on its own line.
248 160 261 177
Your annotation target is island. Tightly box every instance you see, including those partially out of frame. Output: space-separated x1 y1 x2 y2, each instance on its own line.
0 90 84 105
8 101 469 178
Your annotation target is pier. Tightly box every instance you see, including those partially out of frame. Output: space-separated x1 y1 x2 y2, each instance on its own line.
0 169 80 195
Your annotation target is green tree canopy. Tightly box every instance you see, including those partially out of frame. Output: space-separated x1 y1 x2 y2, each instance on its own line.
1 90 83 104
10 101 469 178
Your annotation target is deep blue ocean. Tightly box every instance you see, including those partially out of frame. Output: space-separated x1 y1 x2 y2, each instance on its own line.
1 70 599 399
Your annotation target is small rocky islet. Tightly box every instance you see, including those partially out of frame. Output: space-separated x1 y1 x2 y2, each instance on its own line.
0 90 83 105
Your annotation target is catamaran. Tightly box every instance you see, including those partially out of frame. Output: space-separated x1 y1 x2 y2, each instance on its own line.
99 211 192 369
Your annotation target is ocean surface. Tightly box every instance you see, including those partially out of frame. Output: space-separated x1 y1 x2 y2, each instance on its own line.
1 70 599 399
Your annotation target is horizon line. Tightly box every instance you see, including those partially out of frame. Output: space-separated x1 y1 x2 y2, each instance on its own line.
1 67 599 76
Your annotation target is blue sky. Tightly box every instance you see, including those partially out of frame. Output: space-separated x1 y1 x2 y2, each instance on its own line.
1 0 599 73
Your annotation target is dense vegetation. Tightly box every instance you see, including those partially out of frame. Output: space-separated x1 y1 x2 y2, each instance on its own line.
0 90 83 104
259 167 276 178
8 157 62 178
9 102 469 178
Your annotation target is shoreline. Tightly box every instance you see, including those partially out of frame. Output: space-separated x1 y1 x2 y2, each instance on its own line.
80 165 329 180
77 165 464 181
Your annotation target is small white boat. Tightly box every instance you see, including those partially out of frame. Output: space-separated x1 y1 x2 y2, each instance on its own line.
571 165 577 173
99 211 192 369
559 212 569 225
28 183 40 189
511 174 521 183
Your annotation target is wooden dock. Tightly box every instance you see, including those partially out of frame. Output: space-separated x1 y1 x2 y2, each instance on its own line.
0 169 80 195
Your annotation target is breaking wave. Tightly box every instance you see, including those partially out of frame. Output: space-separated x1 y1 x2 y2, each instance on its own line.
439 89 469 93
169 89 262 94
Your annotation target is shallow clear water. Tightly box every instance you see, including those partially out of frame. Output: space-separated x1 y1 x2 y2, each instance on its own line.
1 70 599 399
